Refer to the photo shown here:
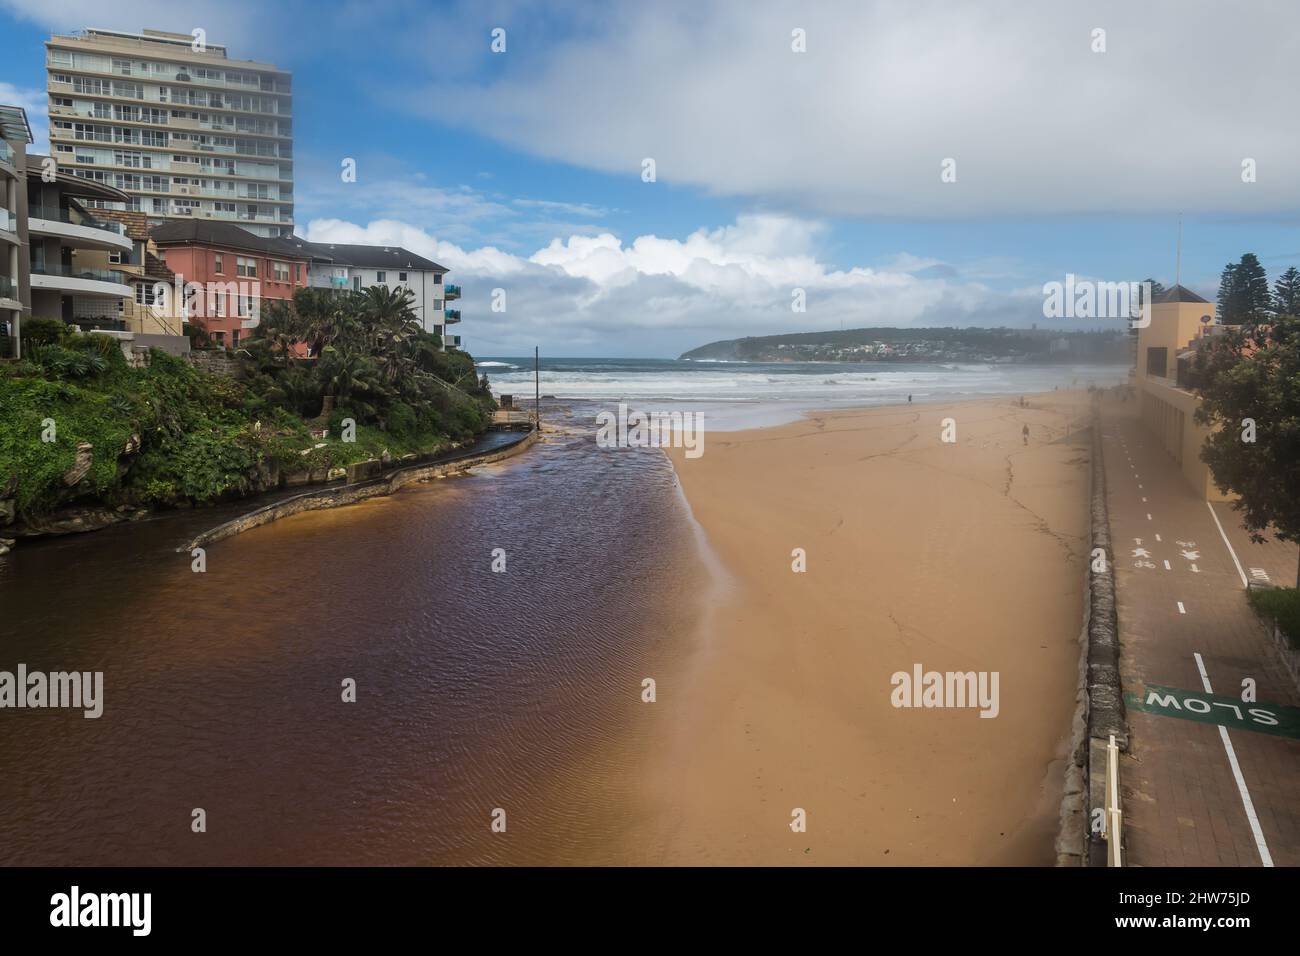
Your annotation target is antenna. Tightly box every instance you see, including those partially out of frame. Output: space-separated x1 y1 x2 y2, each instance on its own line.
1175 213 1183 289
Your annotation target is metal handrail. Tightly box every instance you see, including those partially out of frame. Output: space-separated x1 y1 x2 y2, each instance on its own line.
28 205 128 236
31 263 129 283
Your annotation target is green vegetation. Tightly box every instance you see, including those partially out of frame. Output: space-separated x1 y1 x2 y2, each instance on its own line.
1247 587 1300 650
1191 261 1300 586
1216 252 1272 327
0 286 495 526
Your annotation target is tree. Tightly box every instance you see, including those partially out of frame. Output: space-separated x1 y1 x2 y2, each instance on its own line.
1236 253 1272 327
1273 266 1300 317
1189 314 1300 585
1217 262 1240 325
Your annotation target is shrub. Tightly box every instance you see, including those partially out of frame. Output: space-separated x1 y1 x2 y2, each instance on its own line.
21 317 69 347
1248 587 1300 650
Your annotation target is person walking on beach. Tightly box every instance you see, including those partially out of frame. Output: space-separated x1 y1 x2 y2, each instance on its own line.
907 394 912 403
1022 424 1030 446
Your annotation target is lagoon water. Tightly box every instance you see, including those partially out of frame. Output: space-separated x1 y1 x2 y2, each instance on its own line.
0 402 705 865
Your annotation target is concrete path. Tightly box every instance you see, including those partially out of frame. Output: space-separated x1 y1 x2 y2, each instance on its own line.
1100 401 1300 867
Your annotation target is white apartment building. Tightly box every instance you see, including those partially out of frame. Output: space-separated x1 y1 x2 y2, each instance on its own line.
45 28 293 238
289 239 463 348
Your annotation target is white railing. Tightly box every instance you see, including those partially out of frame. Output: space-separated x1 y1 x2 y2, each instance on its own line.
1104 734 1123 867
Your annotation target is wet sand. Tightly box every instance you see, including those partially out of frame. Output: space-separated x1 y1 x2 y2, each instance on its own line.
640 392 1093 864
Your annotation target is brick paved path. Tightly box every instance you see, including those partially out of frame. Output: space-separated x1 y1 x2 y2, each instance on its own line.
1101 402 1300 867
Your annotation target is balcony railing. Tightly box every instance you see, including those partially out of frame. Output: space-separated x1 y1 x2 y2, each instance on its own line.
31 263 129 283
0 275 16 299
28 206 128 236
0 209 16 233
443 283 460 299
71 317 128 333
444 308 461 323
0 142 13 165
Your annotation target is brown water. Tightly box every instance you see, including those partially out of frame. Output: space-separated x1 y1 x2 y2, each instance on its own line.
0 402 708 865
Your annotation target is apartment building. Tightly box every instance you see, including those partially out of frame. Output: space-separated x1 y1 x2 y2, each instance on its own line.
27 155 136 336
84 208 189 358
46 28 293 239
1 105 32 358
150 220 310 349
289 239 462 347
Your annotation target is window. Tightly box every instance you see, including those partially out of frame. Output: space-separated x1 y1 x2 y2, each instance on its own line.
294 264 302 282
273 261 289 282
236 256 257 278
109 251 122 264
214 253 224 274
376 271 386 283
352 276 361 292
136 284 156 306
399 272 407 282
1146 347 1168 378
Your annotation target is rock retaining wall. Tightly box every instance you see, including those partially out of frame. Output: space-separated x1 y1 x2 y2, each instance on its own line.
183 428 537 552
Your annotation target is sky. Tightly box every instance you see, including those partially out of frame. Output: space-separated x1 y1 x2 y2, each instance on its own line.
2 0 1299 357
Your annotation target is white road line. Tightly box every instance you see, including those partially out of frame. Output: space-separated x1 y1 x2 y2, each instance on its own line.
1155 534 1162 542
1164 560 1171 570
1142 497 1148 503
1206 501 1249 589
1177 602 1186 614
1192 652 1274 867
1147 513 1153 521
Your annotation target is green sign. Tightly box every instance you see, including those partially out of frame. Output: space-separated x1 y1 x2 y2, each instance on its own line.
1126 683 1300 740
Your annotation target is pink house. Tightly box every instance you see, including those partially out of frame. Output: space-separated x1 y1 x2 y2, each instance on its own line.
150 220 311 349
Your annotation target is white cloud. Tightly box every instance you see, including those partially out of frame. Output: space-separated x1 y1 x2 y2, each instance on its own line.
305 213 1051 356
414 0 1300 218
0 0 299 61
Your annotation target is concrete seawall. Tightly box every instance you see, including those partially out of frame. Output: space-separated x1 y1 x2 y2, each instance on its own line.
1056 409 1129 865
1057 408 1129 865
182 428 538 552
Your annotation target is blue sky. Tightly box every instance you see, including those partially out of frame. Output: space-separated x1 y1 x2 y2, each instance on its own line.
2 0 1298 356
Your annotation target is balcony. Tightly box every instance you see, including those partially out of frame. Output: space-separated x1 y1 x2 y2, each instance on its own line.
30 263 132 299
444 308 461 324
0 141 15 171
70 316 129 335
0 208 17 237
443 283 460 300
0 275 18 302
447 334 461 349
28 206 133 253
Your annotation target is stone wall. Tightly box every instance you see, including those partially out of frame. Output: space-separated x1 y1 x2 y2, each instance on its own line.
184 429 537 552
185 350 245 379
1056 409 1129 866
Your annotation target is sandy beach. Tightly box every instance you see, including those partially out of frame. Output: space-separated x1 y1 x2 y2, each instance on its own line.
640 392 1094 864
